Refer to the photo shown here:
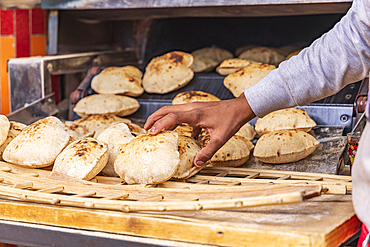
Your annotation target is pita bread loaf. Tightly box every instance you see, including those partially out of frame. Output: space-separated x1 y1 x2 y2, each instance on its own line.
216 58 260 76
0 121 27 161
73 94 140 118
191 47 233 64
172 91 220 105
142 51 194 94
91 66 144 97
191 54 219 73
74 114 131 138
199 132 253 167
3 116 70 168
63 121 95 139
223 63 276 97
0 115 10 146
234 45 258 57
254 129 319 164
51 137 108 180
255 108 316 136
174 124 194 138
235 122 256 141
126 122 147 136
114 131 180 184
173 135 203 179
238 46 286 66
97 123 135 177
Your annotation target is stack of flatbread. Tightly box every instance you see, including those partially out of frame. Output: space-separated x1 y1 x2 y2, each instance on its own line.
91 66 144 97
114 131 203 184
253 108 319 164
237 46 285 66
191 47 233 73
142 51 194 94
223 63 276 97
73 94 140 117
172 91 220 105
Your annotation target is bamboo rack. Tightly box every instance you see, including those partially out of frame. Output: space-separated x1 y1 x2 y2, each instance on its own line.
0 161 352 212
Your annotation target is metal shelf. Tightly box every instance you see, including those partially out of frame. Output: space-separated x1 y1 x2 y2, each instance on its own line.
42 0 352 18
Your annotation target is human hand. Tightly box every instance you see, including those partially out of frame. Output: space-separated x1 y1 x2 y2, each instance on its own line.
144 94 256 167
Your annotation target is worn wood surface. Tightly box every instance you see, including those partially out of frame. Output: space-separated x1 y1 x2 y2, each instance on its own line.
0 161 359 246
0 194 360 247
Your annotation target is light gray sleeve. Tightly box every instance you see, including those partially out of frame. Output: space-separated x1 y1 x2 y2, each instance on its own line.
244 0 370 117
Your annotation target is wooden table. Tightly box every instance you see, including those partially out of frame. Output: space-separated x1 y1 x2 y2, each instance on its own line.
0 194 360 247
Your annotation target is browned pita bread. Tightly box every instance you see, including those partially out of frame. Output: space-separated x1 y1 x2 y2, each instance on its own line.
63 121 95 139
174 124 194 138
97 123 135 177
114 131 180 184
223 63 276 97
191 47 233 64
172 91 220 105
173 135 203 179
0 115 10 147
73 94 140 117
74 114 131 138
91 66 144 97
3 117 70 168
0 121 27 161
51 137 108 180
235 122 256 141
255 108 316 136
199 131 253 167
216 58 260 76
238 46 285 66
191 54 219 73
253 129 319 164
142 51 194 94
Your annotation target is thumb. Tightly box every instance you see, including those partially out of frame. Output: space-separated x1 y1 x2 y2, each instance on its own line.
194 139 224 167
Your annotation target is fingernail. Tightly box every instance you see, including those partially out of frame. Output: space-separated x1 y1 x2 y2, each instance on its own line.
150 127 156 133
195 160 204 167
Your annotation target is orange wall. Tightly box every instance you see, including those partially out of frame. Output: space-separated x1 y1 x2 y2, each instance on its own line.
0 8 47 115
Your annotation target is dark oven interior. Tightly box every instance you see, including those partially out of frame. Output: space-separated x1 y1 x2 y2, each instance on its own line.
50 10 364 133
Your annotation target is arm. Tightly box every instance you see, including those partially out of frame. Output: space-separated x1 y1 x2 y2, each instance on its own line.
245 0 370 117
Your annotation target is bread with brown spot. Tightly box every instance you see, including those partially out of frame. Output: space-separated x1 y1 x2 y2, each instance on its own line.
255 108 316 136
3 117 70 168
199 131 253 167
74 114 131 138
172 91 220 105
223 63 275 97
173 135 203 179
114 131 180 184
0 115 10 147
91 66 144 97
63 121 95 139
216 58 260 76
253 129 319 164
142 51 194 94
0 121 27 161
51 137 108 180
238 46 285 66
97 123 134 177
